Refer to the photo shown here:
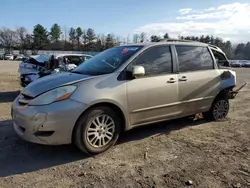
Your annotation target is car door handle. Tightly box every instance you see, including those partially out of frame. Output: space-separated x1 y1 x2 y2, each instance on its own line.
167 78 176 83
179 76 188 81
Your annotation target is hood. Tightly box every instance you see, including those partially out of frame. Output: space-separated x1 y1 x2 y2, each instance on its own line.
19 61 40 74
30 55 50 63
22 72 93 97
23 55 50 67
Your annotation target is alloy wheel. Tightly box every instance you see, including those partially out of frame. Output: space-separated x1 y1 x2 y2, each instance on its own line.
86 115 115 148
213 100 229 120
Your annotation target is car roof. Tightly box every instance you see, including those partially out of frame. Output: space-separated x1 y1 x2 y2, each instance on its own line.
120 39 209 48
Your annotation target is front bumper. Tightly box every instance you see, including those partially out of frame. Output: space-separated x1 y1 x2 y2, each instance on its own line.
11 96 86 145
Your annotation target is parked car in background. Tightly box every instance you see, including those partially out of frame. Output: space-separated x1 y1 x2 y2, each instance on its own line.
242 60 250 68
18 55 50 87
4 54 14 60
230 60 243 67
18 53 93 87
15 54 26 61
12 40 242 155
56 54 92 65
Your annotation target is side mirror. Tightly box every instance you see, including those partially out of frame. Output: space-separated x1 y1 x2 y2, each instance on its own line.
132 65 145 78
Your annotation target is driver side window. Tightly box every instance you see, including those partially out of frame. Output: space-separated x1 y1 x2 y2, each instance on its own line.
130 45 173 77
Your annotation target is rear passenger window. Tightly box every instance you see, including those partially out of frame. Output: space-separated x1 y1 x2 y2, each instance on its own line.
132 46 172 76
176 46 214 72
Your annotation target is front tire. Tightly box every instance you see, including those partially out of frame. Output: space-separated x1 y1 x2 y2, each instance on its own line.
74 106 121 155
203 98 229 121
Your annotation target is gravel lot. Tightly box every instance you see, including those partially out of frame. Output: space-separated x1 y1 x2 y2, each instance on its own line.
0 60 250 188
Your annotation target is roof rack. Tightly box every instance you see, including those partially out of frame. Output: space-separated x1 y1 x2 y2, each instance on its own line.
208 44 220 50
160 39 223 51
162 39 221 47
160 39 201 43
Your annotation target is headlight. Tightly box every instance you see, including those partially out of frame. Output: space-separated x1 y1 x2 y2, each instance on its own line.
28 85 77 106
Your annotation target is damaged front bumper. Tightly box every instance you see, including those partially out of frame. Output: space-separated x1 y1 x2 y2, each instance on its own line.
11 97 86 145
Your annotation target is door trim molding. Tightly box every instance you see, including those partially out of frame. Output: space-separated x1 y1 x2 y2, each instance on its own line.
131 96 213 113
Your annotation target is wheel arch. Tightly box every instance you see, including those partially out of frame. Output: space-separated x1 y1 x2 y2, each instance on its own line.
216 86 234 100
71 101 127 143
204 86 232 121
208 86 234 110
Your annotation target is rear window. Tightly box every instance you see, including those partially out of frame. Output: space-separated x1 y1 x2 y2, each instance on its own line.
176 46 214 72
211 49 230 67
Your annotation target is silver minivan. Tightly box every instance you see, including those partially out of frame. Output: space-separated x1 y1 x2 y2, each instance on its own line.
12 41 237 154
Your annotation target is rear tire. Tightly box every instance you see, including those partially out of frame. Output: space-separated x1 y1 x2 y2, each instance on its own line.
203 97 229 121
74 106 121 155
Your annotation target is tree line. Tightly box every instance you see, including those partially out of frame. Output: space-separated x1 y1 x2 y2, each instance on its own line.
0 23 249 60
0 24 120 54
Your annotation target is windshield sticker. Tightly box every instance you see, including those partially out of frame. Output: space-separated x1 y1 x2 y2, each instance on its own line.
121 49 128 54
122 47 139 54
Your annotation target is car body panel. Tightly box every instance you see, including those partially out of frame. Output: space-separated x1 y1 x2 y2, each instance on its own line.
11 96 86 145
126 74 179 126
23 72 93 97
70 72 130 128
177 70 221 116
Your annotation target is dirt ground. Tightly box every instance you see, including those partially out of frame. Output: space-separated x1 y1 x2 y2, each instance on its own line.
0 60 249 188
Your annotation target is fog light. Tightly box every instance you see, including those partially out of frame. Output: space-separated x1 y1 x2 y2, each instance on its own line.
33 113 47 126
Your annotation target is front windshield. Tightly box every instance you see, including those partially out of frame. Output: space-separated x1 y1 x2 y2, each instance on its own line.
72 45 143 75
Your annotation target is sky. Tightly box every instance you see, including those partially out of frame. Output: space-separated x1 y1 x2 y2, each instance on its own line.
1 0 250 43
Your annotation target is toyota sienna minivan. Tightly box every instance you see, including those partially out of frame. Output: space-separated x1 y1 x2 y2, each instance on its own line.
12 40 237 154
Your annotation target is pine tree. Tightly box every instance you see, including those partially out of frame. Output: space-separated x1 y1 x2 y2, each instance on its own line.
50 23 62 42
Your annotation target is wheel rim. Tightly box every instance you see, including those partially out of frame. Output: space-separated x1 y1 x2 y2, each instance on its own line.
86 115 115 148
213 100 229 120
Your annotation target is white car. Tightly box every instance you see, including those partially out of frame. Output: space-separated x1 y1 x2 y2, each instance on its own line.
15 54 25 60
55 53 92 62
4 54 14 60
18 53 93 87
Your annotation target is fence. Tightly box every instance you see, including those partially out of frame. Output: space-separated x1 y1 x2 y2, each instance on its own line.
0 49 99 56
229 60 250 64
35 50 99 56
